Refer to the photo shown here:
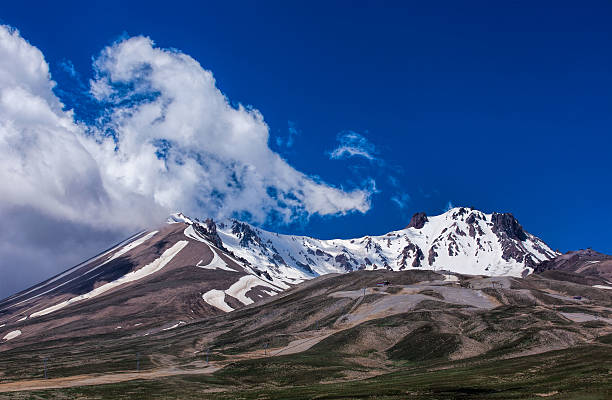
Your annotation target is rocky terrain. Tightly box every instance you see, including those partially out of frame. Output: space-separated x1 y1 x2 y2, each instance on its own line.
534 248 612 286
0 269 610 399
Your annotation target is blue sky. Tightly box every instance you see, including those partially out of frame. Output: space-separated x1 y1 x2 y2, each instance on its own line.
1 0 611 257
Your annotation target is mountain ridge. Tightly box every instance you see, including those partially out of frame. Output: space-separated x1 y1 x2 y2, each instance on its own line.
0 206 559 347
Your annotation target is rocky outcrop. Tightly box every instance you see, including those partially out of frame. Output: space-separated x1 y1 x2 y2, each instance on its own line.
406 212 428 229
466 213 485 238
232 221 265 248
295 261 314 274
195 219 226 251
397 242 425 269
335 254 353 271
428 246 438 265
491 213 527 241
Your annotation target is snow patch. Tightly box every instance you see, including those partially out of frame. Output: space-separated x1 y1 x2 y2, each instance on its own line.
30 240 188 318
163 321 186 331
225 275 282 306
184 225 206 242
168 213 193 224
593 285 612 290
202 290 234 312
2 330 21 341
196 249 236 272
105 231 158 263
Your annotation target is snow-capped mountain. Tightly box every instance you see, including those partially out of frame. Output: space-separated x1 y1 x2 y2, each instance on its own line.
0 207 556 347
213 206 557 283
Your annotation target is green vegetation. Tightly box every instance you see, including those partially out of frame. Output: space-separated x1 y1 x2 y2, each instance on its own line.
387 324 461 361
2 345 610 399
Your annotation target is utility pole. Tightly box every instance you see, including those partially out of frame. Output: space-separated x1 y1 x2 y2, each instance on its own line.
206 348 209 365
264 342 269 356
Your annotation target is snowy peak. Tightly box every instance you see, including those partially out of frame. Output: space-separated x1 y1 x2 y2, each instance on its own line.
198 207 558 280
406 211 428 229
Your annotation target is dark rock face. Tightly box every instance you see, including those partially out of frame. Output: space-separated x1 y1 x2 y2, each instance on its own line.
335 253 353 271
465 212 478 225
412 247 424 268
428 246 438 265
295 261 314 274
490 213 527 241
466 212 485 238
398 242 425 269
232 221 265 248
490 213 531 264
272 253 287 266
447 235 459 256
315 249 332 258
406 212 428 229
195 219 226 251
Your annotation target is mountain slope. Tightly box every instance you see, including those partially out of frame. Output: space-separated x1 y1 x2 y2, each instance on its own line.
0 220 286 344
0 207 557 346
534 248 612 286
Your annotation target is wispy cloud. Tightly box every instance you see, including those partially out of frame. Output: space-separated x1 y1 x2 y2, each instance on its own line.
59 59 77 78
328 130 377 161
391 193 411 209
276 120 299 148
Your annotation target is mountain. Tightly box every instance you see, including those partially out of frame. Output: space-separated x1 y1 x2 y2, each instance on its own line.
215 207 558 279
0 207 557 347
534 248 612 287
0 268 611 398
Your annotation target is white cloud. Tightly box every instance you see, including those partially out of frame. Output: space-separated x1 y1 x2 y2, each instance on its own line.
0 25 372 297
87 35 371 223
329 131 377 161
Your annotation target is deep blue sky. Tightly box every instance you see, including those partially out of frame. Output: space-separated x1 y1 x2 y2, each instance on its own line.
2 1 611 253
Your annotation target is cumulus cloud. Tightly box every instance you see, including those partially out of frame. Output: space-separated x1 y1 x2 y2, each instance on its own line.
328 130 377 161
88 35 371 222
0 25 372 297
